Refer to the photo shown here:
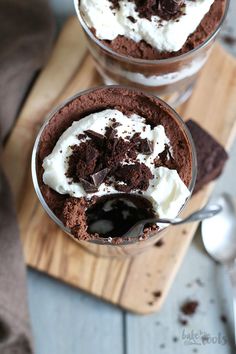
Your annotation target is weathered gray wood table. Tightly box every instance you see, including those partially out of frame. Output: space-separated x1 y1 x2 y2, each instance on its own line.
27 1 236 353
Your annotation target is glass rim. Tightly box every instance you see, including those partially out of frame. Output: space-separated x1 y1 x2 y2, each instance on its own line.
74 0 229 65
32 85 197 246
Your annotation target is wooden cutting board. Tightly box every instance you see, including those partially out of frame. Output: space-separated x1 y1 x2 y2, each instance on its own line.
3 17 236 314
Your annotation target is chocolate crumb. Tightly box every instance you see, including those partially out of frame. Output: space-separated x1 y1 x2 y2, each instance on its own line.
221 34 236 46
77 133 87 140
173 336 178 342
154 239 164 247
181 300 199 316
179 318 188 326
196 278 204 287
220 314 227 323
114 162 153 193
153 291 162 298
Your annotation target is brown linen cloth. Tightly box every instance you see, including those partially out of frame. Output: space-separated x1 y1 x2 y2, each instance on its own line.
0 1 55 353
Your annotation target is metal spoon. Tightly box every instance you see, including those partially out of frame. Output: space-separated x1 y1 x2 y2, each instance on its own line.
201 194 236 344
123 203 222 238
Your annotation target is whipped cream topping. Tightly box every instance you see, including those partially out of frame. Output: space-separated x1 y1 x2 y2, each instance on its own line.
77 0 215 53
43 109 190 219
104 57 208 86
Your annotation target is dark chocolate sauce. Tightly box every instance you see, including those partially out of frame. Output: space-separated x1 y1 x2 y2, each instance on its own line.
86 194 156 238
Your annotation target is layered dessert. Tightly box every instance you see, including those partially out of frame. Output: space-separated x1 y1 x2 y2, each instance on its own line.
36 87 193 243
75 0 227 104
79 0 226 60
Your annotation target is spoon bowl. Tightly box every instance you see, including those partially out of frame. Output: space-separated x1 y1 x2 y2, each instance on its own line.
201 194 236 263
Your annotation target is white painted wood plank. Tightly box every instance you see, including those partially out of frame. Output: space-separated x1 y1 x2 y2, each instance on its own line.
125 140 236 354
27 270 124 354
125 233 234 353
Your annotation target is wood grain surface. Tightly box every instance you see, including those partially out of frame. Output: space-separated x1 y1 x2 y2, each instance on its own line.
3 17 236 314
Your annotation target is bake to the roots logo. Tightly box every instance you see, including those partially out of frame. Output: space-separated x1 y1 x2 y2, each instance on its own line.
182 329 228 346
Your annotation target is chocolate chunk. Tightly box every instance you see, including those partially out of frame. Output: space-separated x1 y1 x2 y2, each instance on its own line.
154 144 177 169
138 138 154 155
131 133 154 155
105 126 117 139
105 136 136 167
80 179 98 193
91 168 110 187
85 130 105 146
186 120 228 193
127 15 137 23
160 0 184 15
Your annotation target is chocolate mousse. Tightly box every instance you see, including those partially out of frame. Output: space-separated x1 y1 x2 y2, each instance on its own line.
79 0 227 60
37 87 193 242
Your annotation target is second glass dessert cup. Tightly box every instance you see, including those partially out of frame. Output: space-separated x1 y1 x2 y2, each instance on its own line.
75 0 229 107
32 86 197 258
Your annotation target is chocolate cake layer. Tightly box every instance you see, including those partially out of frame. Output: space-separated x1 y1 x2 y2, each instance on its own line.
186 119 228 193
37 87 193 241
98 0 226 60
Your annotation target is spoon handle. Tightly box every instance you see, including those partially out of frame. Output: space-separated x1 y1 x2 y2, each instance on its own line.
227 260 236 346
171 204 223 225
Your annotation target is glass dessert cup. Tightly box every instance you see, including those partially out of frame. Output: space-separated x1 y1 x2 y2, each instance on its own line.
32 86 197 258
74 0 229 108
